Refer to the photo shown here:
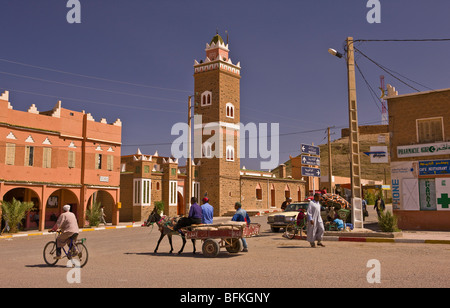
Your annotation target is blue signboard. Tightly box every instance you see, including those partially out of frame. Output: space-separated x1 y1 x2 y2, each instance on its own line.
301 144 320 156
301 155 320 166
301 166 321 177
419 160 450 176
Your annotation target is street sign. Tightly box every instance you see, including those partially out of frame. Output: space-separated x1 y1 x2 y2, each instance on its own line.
419 160 450 176
301 166 321 177
301 155 320 166
301 144 320 156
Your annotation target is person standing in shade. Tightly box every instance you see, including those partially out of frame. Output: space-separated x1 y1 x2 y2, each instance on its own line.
201 197 214 224
374 196 386 218
231 202 250 252
306 193 325 248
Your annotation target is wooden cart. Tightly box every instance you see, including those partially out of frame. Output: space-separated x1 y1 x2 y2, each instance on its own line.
183 223 261 258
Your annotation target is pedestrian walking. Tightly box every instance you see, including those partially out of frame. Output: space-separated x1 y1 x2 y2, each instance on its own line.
306 193 325 248
100 205 107 225
374 196 385 218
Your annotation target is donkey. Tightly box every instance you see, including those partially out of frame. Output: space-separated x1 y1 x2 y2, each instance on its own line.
145 208 196 255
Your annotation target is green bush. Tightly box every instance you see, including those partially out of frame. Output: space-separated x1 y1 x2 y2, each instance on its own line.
154 201 164 215
378 210 401 232
86 201 102 227
1 198 35 233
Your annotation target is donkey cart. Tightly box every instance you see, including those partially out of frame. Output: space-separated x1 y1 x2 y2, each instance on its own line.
183 223 261 258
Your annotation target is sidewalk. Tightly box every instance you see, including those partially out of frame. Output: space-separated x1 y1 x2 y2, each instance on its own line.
0 222 143 240
2 217 450 245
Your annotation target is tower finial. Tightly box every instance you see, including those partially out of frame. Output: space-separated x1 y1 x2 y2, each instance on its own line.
225 30 229 45
216 27 218 35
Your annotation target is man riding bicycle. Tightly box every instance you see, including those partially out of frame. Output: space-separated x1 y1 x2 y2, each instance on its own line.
49 204 79 259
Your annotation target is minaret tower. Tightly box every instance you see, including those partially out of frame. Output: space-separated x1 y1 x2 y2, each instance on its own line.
193 33 242 215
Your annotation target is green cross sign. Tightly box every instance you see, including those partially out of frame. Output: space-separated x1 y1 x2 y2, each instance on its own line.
437 193 450 209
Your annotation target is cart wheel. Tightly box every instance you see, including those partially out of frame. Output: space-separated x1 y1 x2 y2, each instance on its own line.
225 238 242 253
202 239 220 258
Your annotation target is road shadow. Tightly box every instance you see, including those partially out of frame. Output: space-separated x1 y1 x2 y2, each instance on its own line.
124 251 241 259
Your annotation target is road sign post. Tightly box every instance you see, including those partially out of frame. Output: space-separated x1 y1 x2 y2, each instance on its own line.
301 144 321 196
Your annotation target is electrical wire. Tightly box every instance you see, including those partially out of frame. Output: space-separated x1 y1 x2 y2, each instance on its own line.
0 58 192 94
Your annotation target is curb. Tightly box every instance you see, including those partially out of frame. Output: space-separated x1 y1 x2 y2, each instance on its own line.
287 235 450 245
0 224 142 240
323 236 450 245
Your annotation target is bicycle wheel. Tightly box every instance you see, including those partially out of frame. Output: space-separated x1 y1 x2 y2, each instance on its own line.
70 242 88 268
43 241 59 266
285 224 298 240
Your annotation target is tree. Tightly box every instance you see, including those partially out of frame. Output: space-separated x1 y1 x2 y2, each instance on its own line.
1 198 35 233
86 201 102 227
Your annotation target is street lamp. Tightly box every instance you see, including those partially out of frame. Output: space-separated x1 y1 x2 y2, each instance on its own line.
328 48 343 59
329 37 364 229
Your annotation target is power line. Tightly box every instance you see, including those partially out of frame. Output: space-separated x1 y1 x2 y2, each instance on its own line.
0 58 192 94
354 48 420 92
1 87 186 114
0 71 188 104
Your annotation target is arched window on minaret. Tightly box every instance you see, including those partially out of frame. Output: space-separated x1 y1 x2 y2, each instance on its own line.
203 142 212 158
226 103 234 118
226 145 235 161
201 91 212 106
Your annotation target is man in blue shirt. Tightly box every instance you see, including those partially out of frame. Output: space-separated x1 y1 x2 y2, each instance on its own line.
231 202 250 252
201 197 214 224
175 197 202 232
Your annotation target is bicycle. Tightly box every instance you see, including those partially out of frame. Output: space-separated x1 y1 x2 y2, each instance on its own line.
284 219 306 240
43 230 88 268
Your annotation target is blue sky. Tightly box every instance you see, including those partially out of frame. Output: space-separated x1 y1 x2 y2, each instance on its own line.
1 0 450 170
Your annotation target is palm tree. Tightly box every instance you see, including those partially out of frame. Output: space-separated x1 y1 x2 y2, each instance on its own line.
1 198 35 233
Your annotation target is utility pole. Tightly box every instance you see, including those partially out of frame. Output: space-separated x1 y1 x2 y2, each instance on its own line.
186 96 193 216
346 37 364 229
327 127 333 194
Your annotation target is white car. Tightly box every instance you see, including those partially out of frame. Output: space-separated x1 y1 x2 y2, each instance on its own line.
267 202 327 232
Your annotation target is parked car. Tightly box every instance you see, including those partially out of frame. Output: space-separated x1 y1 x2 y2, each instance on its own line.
267 202 327 232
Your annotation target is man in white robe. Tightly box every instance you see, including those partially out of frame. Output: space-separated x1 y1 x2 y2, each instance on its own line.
306 193 325 248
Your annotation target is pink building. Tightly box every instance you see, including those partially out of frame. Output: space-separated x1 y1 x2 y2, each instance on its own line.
0 90 122 231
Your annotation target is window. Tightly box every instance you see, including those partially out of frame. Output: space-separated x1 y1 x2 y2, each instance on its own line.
5 143 16 165
144 165 150 173
25 146 34 167
285 185 291 199
133 179 141 205
256 183 263 200
95 153 103 170
43 148 52 168
171 168 177 176
193 182 200 203
107 155 114 171
68 151 76 168
133 179 151 206
226 103 235 118
201 91 212 106
226 146 235 161
169 181 177 205
417 117 444 143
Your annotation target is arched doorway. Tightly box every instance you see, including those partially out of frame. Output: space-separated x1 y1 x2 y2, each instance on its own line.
86 191 115 226
2 187 41 231
177 192 184 215
45 189 79 229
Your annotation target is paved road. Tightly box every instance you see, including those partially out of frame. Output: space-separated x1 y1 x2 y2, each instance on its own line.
0 216 449 288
